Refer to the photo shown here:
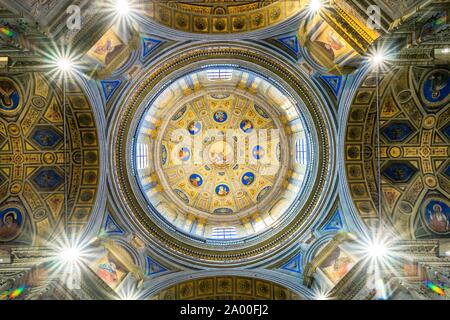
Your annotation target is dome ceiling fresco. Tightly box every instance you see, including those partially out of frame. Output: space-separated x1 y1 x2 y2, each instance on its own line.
134 68 309 240
157 94 283 215
111 44 333 265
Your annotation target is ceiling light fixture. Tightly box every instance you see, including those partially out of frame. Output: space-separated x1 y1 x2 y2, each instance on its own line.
56 57 73 73
309 0 323 13
115 0 130 16
366 242 388 259
58 246 81 264
370 52 386 67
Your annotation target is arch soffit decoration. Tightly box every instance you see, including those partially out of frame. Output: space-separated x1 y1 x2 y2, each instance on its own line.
344 66 450 239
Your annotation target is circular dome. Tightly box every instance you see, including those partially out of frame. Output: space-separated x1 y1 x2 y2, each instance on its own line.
134 67 308 240
111 44 334 265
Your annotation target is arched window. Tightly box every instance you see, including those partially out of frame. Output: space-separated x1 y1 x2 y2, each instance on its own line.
211 227 237 239
295 138 307 164
207 68 233 81
136 143 148 169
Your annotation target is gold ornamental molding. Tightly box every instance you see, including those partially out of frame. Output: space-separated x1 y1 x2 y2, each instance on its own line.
142 0 305 34
322 1 380 54
151 276 301 300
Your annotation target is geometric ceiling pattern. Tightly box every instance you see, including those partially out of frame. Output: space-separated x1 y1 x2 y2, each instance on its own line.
345 66 450 239
0 73 100 245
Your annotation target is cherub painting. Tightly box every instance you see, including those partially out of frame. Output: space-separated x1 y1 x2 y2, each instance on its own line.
240 120 253 133
314 30 346 61
319 247 356 285
92 253 127 290
87 29 125 65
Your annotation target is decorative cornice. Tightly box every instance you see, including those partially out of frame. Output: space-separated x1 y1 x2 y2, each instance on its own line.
143 0 304 35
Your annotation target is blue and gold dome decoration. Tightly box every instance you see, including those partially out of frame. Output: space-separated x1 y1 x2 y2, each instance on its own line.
133 67 311 241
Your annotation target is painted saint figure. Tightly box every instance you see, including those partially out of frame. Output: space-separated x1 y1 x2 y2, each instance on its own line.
0 212 20 240
242 172 255 186
333 256 353 278
90 30 125 65
240 120 253 133
0 80 20 111
422 69 450 106
428 203 449 233
178 147 191 161
252 145 265 160
0 208 22 241
215 184 230 196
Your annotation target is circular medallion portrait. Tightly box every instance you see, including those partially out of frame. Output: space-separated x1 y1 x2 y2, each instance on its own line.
240 120 253 133
241 172 255 186
215 184 230 196
189 174 203 187
187 121 202 135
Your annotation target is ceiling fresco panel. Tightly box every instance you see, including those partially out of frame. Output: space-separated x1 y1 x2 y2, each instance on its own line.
345 66 450 239
0 73 100 245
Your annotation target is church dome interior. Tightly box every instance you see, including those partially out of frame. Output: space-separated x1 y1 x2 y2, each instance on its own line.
134 66 311 241
0 0 449 305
